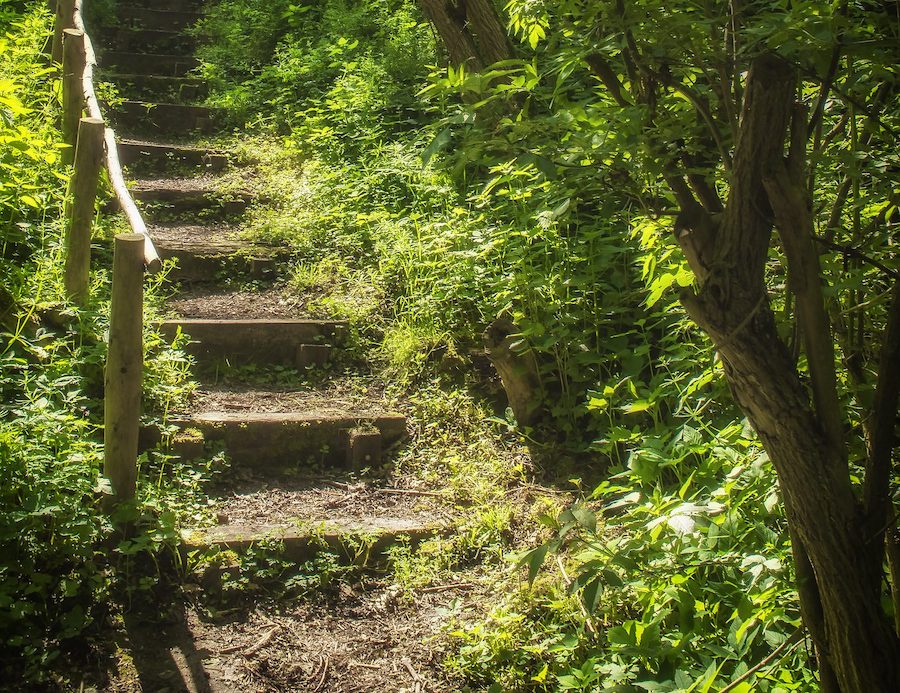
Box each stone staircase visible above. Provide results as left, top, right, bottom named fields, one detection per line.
left=96, top=0, right=438, bottom=568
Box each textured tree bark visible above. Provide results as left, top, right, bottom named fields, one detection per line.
left=417, top=0, right=510, bottom=70
left=418, top=0, right=483, bottom=70
left=462, top=0, right=512, bottom=65
left=677, top=54, right=900, bottom=691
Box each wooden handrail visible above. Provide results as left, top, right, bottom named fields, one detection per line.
left=64, top=0, right=162, bottom=273
left=55, top=0, right=163, bottom=504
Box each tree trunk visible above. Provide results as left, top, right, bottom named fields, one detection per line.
left=419, top=0, right=483, bottom=70
left=463, top=0, right=511, bottom=65
left=677, top=53, right=900, bottom=690
left=417, top=0, right=510, bottom=70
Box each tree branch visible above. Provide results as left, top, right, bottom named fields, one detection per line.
left=815, top=235, right=900, bottom=280
left=807, top=0, right=847, bottom=139
left=862, top=277, right=900, bottom=539
left=764, top=161, right=846, bottom=460
left=667, top=80, right=733, bottom=172
left=585, top=53, right=631, bottom=108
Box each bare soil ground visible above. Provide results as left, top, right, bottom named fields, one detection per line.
left=102, top=580, right=469, bottom=692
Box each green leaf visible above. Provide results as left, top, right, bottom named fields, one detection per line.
left=520, top=543, right=549, bottom=584
left=572, top=505, right=596, bottom=532
left=421, top=127, right=452, bottom=165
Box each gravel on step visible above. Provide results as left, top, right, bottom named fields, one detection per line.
left=182, top=382, right=391, bottom=416
left=133, top=173, right=220, bottom=191
left=150, top=222, right=245, bottom=248
left=211, top=473, right=444, bottom=528
left=169, top=285, right=306, bottom=320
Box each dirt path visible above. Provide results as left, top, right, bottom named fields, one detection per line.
left=88, top=1, right=546, bottom=691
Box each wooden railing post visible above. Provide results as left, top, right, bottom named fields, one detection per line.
left=64, top=116, right=105, bottom=303
left=51, top=0, right=76, bottom=64
left=104, top=233, right=145, bottom=504
left=61, top=28, right=86, bottom=165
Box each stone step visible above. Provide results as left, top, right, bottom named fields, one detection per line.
left=115, top=7, right=202, bottom=31
left=160, top=318, right=348, bottom=365
left=149, top=225, right=286, bottom=282
left=103, top=27, right=196, bottom=55
left=168, top=285, right=310, bottom=320
left=127, top=178, right=253, bottom=218
left=126, top=0, right=204, bottom=9
left=182, top=517, right=437, bottom=566
left=118, top=139, right=228, bottom=173
left=157, top=409, right=407, bottom=469
left=99, top=73, right=207, bottom=102
left=100, top=51, right=199, bottom=77
left=110, top=101, right=222, bottom=136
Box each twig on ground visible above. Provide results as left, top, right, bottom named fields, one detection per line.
left=403, top=657, right=425, bottom=692
left=311, top=654, right=330, bottom=693
left=418, top=582, right=474, bottom=593
left=349, top=660, right=382, bottom=670
left=325, top=480, right=359, bottom=492
left=242, top=625, right=279, bottom=657
left=325, top=479, right=444, bottom=498
left=506, top=483, right=568, bottom=497
left=379, top=487, right=445, bottom=498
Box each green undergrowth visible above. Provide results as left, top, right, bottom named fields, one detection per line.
left=0, top=6, right=218, bottom=686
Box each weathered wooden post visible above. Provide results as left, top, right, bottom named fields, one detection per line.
left=104, top=234, right=145, bottom=503
left=51, top=0, right=76, bottom=64
left=61, top=28, right=86, bottom=165
left=63, top=116, right=105, bottom=303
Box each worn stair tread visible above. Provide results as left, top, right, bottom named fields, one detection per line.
left=188, top=517, right=438, bottom=543
left=182, top=382, right=392, bottom=415
left=98, top=73, right=207, bottom=102
left=120, top=0, right=205, bottom=11
left=165, top=317, right=347, bottom=328
left=119, top=138, right=228, bottom=170
left=182, top=410, right=404, bottom=425
left=121, top=137, right=224, bottom=152
left=133, top=174, right=217, bottom=191
left=118, top=100, right=219, bottom=116
left=169, top=285, right=309, bottom=320
left=116, top=5, right=203, bottom=31
left=100, top=51, right=199, bottom=77
left=176, top=409, right=406, bottom=434
left=104, top=27, right=198, bottom=54
left=208, top=473, right=441, bottom=528
left=160, top=318, right=348, bottom=366
left=181, top=516, right=439, bottom=563
left=115, top=8, right=202, bottom=32
left=111, top=101, right=223, bottom=136
left=150, top=223, right=248, bottom=252
left=154, top=405, right=407, bottom=469
left=129, top=176, right=253, bottom=204
left=149, top=224, right=276, bottom=281
left=131, top=177, right=249, bottom=196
